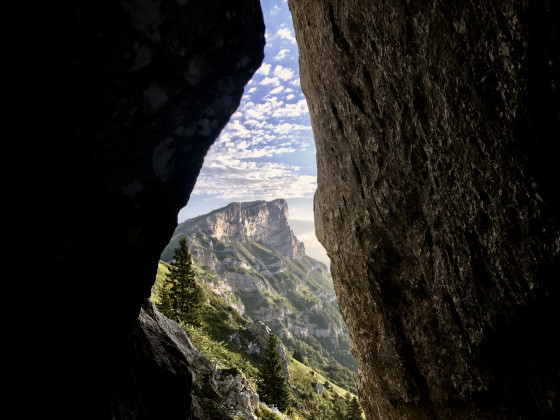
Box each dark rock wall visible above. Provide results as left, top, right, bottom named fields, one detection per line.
left=288, top=0, right=559, bottom=418
left=17, top=1, right=263, bottom=418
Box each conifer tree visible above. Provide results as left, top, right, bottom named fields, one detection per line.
left=257, top=330, right=291, bottom=412
left=345, top=396, right=363, bottom=420
left=331, top=392, right=346, bottom=420
left=167, top=237, right=203, bottom=327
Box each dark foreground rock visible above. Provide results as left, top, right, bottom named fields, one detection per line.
left=288, top=0, right=559, bottom=418
left=130, top=300, right=260, bottom=420
left=15, top=1, right=264, bottom=418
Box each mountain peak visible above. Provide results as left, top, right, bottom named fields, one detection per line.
left=177, top=199, right=305, bottom=259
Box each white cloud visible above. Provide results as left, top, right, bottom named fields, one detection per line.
left=255, top=63, right=271, bottom=76
left=260, top=76, right=280, bottom=86
left=244, top=100, right=273, bottom=120
left=193, top=152, right=317, bottom=201
left=274, top=49, right=290, bottom=61
left=272, top=99, right=309, bottom=117
left=276, top=25, right=297, bottom=44
left=271, top=122, right=311, bottom=134
left=227, top=119, right=251, bottom=138
left=244, top=118, right=266, bottom=129
left=268, top=86, right=284, bottom=95
left=286, top=94, right=295, bottom=100
left=270, top=5, right=282, bottom=15
left=248, top=87, right=257, bottom=93
left=273, top=65, right=294, bottom=81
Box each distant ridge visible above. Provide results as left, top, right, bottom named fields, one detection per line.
left=164, top=199, right=305, bottom=261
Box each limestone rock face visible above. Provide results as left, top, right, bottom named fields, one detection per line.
left=289, top=1, right=559, bottom=419
left=161, top=200, right=350, bottom=355
left=19, top=1, right=264, bottom=417
left=168, top=199, right=305, bottom=260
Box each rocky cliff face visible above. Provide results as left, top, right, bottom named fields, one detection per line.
left=289, top=1, right=559, bottom=419
left=168, top=199, right=305, bottom=260
left=161, top=200, right=351, bottom=363
left=247, top=320, right=290, bottom=380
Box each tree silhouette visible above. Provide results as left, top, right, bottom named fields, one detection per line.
left=257, top=330, right=291, bottom=412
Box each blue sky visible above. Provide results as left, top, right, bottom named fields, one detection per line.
left=178, top=0, right=329, bottom=266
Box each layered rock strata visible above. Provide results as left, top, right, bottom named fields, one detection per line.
left=167, top=199, right=305, bottom=260
left=161, top=200, right=345, bottom=346
left=289, top=1, right=559, bottom=418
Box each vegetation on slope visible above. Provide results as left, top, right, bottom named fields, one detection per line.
left=162, top=227, right=359, bottom=390
left=151, top=261, right=364, bottom=419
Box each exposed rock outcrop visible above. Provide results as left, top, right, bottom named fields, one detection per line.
left=136, top=300, right=260, bottom=420
left=247, top=320, right=291, bottom=380
left=165, top=199, right=305, bottom=261
left=289, top=1, right=559, bottom=419
left=312, top=382, right=324, bottom=396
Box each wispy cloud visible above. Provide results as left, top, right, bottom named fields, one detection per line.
left=276, top=25, right=297, bottom=44
left=270, top=5, right=282, bottom=15
left=274, top=48, right=290, bottom=61
left=193, top=153, right=317, bottom=201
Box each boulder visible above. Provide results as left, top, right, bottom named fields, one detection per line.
left=136, top=300, right=260, bottom=420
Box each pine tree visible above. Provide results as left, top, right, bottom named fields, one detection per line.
left=331, top=392, right=346, bottom=420
left=345, top=396, right=363, bottom=420
left=257, top=330, right=291, bottom=412
left=167, top=237, right=203, bottom=327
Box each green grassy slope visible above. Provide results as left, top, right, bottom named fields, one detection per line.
left=151, top=261, right=364, bottom=419
left=163, top=233, right=357, bottom=374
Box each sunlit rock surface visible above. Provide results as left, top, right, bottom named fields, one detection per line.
left=161, top=199, right=350, bottom=358
left=166, top=199, right=305, bottom=261
left=289, top=0, right=559, bottom=418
